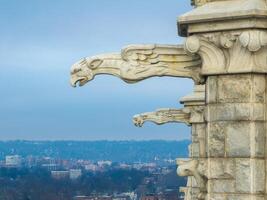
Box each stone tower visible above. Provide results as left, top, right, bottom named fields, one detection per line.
left=70, top=0, right=267, bottom=199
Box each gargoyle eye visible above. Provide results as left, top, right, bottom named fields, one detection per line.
left=73, top=68, right=82, bottom=73
left=89, top=59, right=103, bottom=69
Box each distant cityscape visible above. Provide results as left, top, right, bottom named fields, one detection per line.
left=0, top=141, right=189, bottom=200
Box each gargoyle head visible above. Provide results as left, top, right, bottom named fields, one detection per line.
left=70, top=57, right=103, bottom=87
left=176, top=159, right=197, bottom=177
left=133, top=115, right=145, bottom=127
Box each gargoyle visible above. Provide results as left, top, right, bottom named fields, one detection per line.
left=133, top=108, right=191, bottom=127
left=177, top=159, right=207, bottom=200
left=70, top=44, right=203, bottom=87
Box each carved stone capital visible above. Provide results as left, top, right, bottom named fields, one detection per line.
left=185, top=35, right=226, bottom=75
left=133, top=108, right=191, bottom=127
left=185, top=30, right=267, bottom=75
left=239, top=30, right=267, bottom=52
left=70, top=44, right=204, bottom=87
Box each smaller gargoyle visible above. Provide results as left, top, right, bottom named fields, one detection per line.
left=177, top=159, right=207, bottom=200
left=133, top=108, right=191, bottom=127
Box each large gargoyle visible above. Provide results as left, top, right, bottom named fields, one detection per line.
left=70, top=44, right=203, bottom=87
left=177, top=159, right=207, bottom=200
left=133, top=108, right=191, bottom=127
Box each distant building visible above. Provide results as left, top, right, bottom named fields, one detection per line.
left=85, top=164, right=99, bottom=172
left=141, top=195, right=158, bottom=200
left=5, top=155, right=21, bottom=167
left=97, top=160, right=112, bottom=167
left=157, top=189, right=179, bottom=200
left=41, top=163, right=60, bottom=171
left=74, top=195, right=112, bottom=200
left=51, top=171, right=69, bottom=179
left=70, top=169, right=82, bottom=180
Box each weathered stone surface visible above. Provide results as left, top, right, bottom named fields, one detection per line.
left=235, top=159, right=251, bottom=193
left=251, top=159, right=265, bottom=194
left=208, top=122, right=225, bottom=157
left=225, top=123, right=250, bottom=157
left=226, top=195, right=265, bottom=200
left=208, top=158, right=235, bottom=179
left=207, top=103, right=265, bottom=122
left=234, top=158, right=265, bottom=194
left=190, top=142, right=200, bottom=158
left=251, top=122, right=265, bottom=158
left=252, top=75, right=266, bottom=103
left=218, top=75, right=252, bottom=103
left=208, top=179, right=235, bottom=193
left=206, top=76, right=217, bottom=104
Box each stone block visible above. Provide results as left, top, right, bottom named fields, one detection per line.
left=251, top=122, right=265, bottom=158
left=233, top=159, right=265, bottom=194
left=209, top=179, right=235, bottom=193
left=251, top=159, right=265, bottom=194
left=207, top=76, right=218, bottom=104
left=226, top=195, right=264, bottom=200
left=207, top=103, right=265, bottom=122
left=218, top=75, right=252, bottom=103
left=225, top=122, right=250, bottom=157
left=209, top=158, right=235, bottom=179
left=235, top=159, right=251, bottom=193
left=208, top=122, right=225, bottom=157
left=190, top=142, right=200, bottom=158
left=208, top=194, right=226, bottom=200
left=252, top=75, right=266, bottom=103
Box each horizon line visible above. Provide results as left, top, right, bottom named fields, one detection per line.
left=0, top=139, right=190, bottom=142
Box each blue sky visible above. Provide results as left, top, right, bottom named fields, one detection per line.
left=0, top=0, right=194, bottom=140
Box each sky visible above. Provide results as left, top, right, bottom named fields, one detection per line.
left=0, top=0, right=194, bottom=140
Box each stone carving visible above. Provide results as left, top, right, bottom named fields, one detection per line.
left=185, top=30, right=267, bottom=75
left=191, top=0, right=226, bottom=7
left=239, top=30, right=267, bottom=52
left=191, top=0, right=211, bottom=6
left=70, top=44, right=204, bottom=87
left=133, top=108, right=191, bottom=127
left=185, top=35, right=226, bottom=74
left=177, top=159, right=207, bottom=200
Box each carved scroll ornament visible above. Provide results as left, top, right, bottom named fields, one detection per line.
left=185, top=30, right=267, bottom=75
left=70, top=44, right=204, bottom=87
left=133, top=108, right=191, bottom=127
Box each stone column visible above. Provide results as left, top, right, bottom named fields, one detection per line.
left=132, top=85, right=206, bottom=199
left=179, top=1, right=267, bottom=199
left=179, top=85, right=207, bottom=200
left=205, top=74, right=266, bottom=200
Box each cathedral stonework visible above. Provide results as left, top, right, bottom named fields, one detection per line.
left=71, top=0, right=267, bottom=199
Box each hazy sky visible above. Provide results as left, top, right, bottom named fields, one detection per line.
left=0, top=0, right=194, bottom=140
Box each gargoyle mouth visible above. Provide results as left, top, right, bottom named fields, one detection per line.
left=133, top=116, right=144, bottom=127
left=70, top=76, right=88, bottom=87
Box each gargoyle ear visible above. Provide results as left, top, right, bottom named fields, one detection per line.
left=89, top=59, right=103, bottom=69
left=176, top=159, right=184, bottom=165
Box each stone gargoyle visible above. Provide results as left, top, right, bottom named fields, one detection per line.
left=177, top=159, right=207, bottom=200
left=70, top=44, right=203, bottom=87
left=133, top=108, right=191, bottom=127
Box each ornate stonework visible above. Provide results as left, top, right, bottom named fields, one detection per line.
left=133, top=108, right=191, bottom=127
left=71, top=0, right=267, bottom=199
left=177, top=159, right=207, bottom=200
left=70, top=44, right=203, bottom=87
left=185, top=30, right=267, bottom=75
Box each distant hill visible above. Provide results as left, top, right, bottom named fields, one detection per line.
left=0, top=140, right=190, bottom=163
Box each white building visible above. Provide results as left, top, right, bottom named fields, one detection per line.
left=69, top=169, right=82, bottom=180
left=5, top=155, right=22, bottom=167
left=51, top=171, right=69, bottom=179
